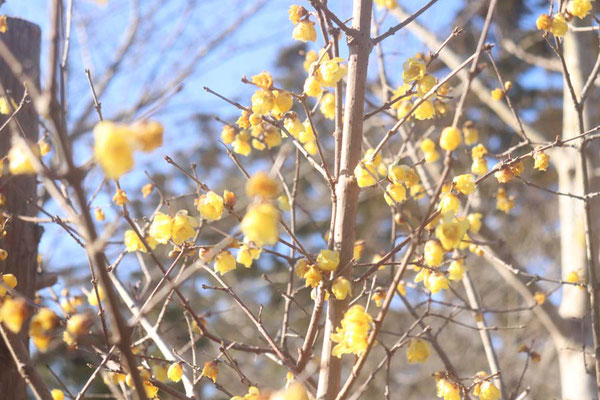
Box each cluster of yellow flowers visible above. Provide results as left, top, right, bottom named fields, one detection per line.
left=303, top=49, right=347, bottom=100
left=392, top=55, right=450, bottom=121
left=537, top=0, right=592, bottom=37
left=331, top=304, right=373, bottom=357
left=289, top=5, right=316, bottom=42
left=222, top=70, right=314, bottom=157
left=94, top=120, right=163, bottom=179
left=295, top=249, right=344, bottom=294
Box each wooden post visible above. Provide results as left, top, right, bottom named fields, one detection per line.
left=0, top=17, right=41, bottom=400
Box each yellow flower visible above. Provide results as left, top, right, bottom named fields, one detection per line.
left=551, top=13, right=568, bottom=36
left=197, top=191, right=224, bottom=221
left=251, top=90, right=274, bottom=116
left=453, top=174, right=476, bottom=195
left=131, top=120, right=163, bottom=152
left=112, top=188, right=128, bottom=205
left=66, top=314, right=91, bottom=337
left=236, top=244, right=261, bottom=268
left=295, top=259, right=310, bottom=278
left=0, top=273, right=17, bottom=296
left=402, top=57, right=426, bottom=83
left=320, top=58, right=346, bottom=87
left=510, top=160, right=525, bottom=176
left=391, top=84, right=411, bottom=108
left=303, top=50, right=318, bottom=72
left=491, top=88, right=504, bottom=101
left=0, top=96, right=16, bottom=114
left=414, top=100, right=435, bottom=120
left=303, top=75, right=322, bottom=97
left=448, top=259, right=464, bottom=281
left=320, top=92, right=336, bottom=120
left=92, top=121, right=135, bottom=179
left=236, top=111, right=251, bottom=129
left=407, top=338, right=429, bottom=363
left=331, top=277, right=351, bottom=300
left=292, top=20, right=317, bottom=42
left=534, top=151, right=549, bottom=171
left=397, top=101, right=413, bottom=120
left=566, top=270, right=580, bottom=284
left=463, top=120, right=479, bottom=145
left=496, top=188, right=515, bottom=214
left=288, top=5, right=307, bottom=24
left=221, top=125, right=237, bottom=144
left=354, top=164, right=377, bottom=187
left=438, top=193, right=460, bottom=214
left=247, top=172, right=279, bottom=199
left=214, top=250, right=236, bottom=275
left=304, top=266, right=322, bottom=287
left=471, top=157, right=488, bottom=176
left=384, top=183, right=407, bottom=206
left=201, top=360, right=218, bottom=383
left=331, top=305, right=372, bottom=357
left=272, top=90, right=293, bottom=117
left=167, top=362, right=183, bottom=382
left=241, top=203, right=280, bottom=246
left=436, top=213, right=470, bottom=250
left=388, top=164, right=419, bottom=187
left=569, top=0, right=592, bottom=19
left=87, top=286, right=105, bottom=306
left=0, top=298, right=28, bottom=334
left=317, top=249, right=340, bottom=272
left=172, top=210, right=198, bottom=244
left=124, top=229, right=150, bottom=253
left=149, top=212, right=173, bottom=244
left=233, top=131, right=252, bottom=156
left=436, top=378, right=460, bottom=400
left=304, top=140, right=318, bottom=155
left=420, top=138, right=440, bottom=163
left=424, top=240, right=444, bottom=267
left=51, top=389, right=65, bottom=400
left=439, top=126, right=461, bottom=151
left=29, top=308, right=58, bottom=338
left=475, top=381, right=501, bottom=400
left=536, top=14, right=553, bottom=30
left=8, top=140, right=37, bottom=175
left=251, top=71, right=273, bottom=90
left=472, top=144, right=488, bottom=159
left=417, top=74, right=437, bottom=98
left=374, top=0, right=398, bottom=9
left=534, top=291, right=546, bottom=305
left=467, top=213, right=483, bottom=233
left=284, top=113, right=305, bottom=138
left=141, top=183, right=154, bottom=198
left=372, top=291, right=384, bottom=307
left=143, top=381, right=159, bottom=398
left=0, top=249, right=7, bottom=262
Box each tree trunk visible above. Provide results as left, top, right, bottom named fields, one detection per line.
left=0, top=17, right=41, bottom=400
left=557, top=20, right=598, bottom=400
left=317, top=1, right=372, bottom=399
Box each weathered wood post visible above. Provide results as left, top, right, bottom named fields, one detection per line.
left=0, top=17, right=42, bottom=400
